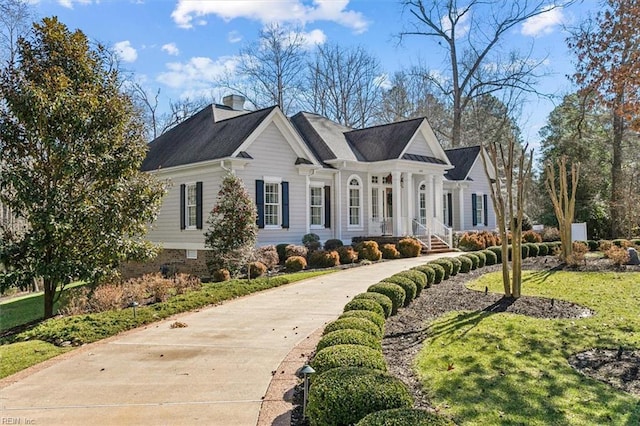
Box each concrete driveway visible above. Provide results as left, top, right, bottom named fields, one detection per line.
left=0, top=254, right=458, bottom=426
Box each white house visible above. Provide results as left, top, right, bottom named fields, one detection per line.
left=123, top=95, right=496, bottom=277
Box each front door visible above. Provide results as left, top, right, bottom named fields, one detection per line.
left=382, top=187, right=393, bottom=235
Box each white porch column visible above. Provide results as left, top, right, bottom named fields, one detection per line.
left=458, top=184, right=465, bottom=231
left=405, top=172, right=413, bottom=235
left=335, top=170, right=342, bottom=240
left=434, top=175, right=443, bottom=223
left=392, top=171, right=402, bottom=236
left=305, top=175, right=310, bottom=234
left=427, top=174, right=434, bottom=229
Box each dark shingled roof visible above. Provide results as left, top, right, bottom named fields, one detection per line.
left=444, top=145, right=481, bottom=180
left=141, top=105, right=276, bottom=171
left=402, top=153, right=447, bottom=164
left=344, top=118, right=424, bottom=161
left=289, top=112, right=338, bottom=163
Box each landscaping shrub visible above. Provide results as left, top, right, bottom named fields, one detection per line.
left=397, top=238, right=421, bottom=257
left=463, top=253, right=479, bottom=269
left=285, top=244, right=308, bottom=260
left=604, top=245, right=630, bottom=266
left=367, top=283, right=405, bottom=315
left=353, top=293, right=393, bottom=318
left=316, top=329, right=382, bottom=352
left=302, top=233, right=320, bottom=245
left=428, top=263, right=445, bottom=283
left=458, top=232, right=485, bottom=251
left=612, top=238, right=630, bottom=248
left=482, top=249, right=497, bottom=266
left=526, top=243, right=539, bottom=258
left=357, top=241, right=382, bottom=261
left=457, top=255, right=473, bottom=273
left=546, top=241, right=562, bottom=255
left=339, top=310, right=386, bottom=332
left=248, top=261, right=267, bottom=278
left=306, top=367, right=412, bottom=426
left=324, top=238, right=343, bottom=251
left=356, top=408, right=455, bottom=426
left=323, top=317, right=383, bottom=339
left=542, top=226, right=561, bottom=242
left=145, top=274, right=173, bottom=303
left=431, top=258, right=453, bottom=279
left=255, top=245, right=279, bottom=269
left=394, top=270, right=427, bottom=296
left=599, top=240, right=613, bottom=252
left=305, top=241, right=321, bottom=252
left=522, top=230, right=542, bottom=243
left=412, top=265, right=435, bottom=287
left=381, top=277, right=416, bottom=306
left=475, top=251, right=486, bottom=267
left=381, top=243, right=400, bottom=259
left=587, top=240, right=599, bottom=252
left=631, top=239, right=640, bottom=247
left=310, top=344, right=387, bottom=374
left=449, top=257, right=461, bottom=275
left=285, top=256, right=307, bottom=272
left=343, top=298, right=385, bottom=318
left=212, top=268, right=230, bottom=282
left=337, top=245, right=359, bottom=264
left=275, top=243, right=289, bottom=263
left=520, top=244, right=529, bottom=260
left=308, top=250, right=340, bottom=269
left=566, top=241, right=588, bottom=266
left=537, top=243, right=549, bottom=256
left=487, top=245, right=502, bottom=263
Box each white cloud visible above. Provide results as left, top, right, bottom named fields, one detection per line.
left=299, top=29, right=326, bottom=49
left=521, top=7, right=564, bottom=37
left=162, top=42, right=180, bottom=56
left=157, top=56, right=239, bottom=90
left=228, top=30, right=243, bottom=43
left=113, top=40, right=138, bottom=63
left=57, top=0, right=92, bottom=8
left=171, top=0, right=369, bottom=34
left=440, top=8, right=470, bottom=39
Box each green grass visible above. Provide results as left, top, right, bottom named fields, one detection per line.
left=0, top=270, right=333, bottom=378
left=0, top=282, right=86, bottom=332
left=415, top=270, right=640, bottom=426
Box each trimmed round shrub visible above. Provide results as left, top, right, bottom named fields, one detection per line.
left=537, top=242, right=549, bottom=256
left=397, top=237, right=422, bottom=257
left=545, top=241, right=561, bottom=255
left=521, top=244, right=530, bottom=259
left=586, top=240, right=599, bottom=252
left=337, top=245, right=359, bottom=264
left=285, top=255, right=307, bottom=272
left=357, top=241, right=383, bottom=261
left=317, top=329, right=382, bottom=352
left=339, top=310, right=385, bottom=332
left=381, top=277, right=416, bottom=306
left=357, top=408, right=455, bottom=426
left=307, top=367, right=413, bottom=426
left=428, top=263, right=445, bottom=283
left=432, top=258, right=453, bottom=279
left=487, top=245, right=502, bottom=263
left=255, top=245, right=279, bottom=270
left=482, top=249, right=497, bottom=266
left=381, top=243, right=400, bottom=259
left=457, top=255, right=472, bottom=273
left=324, top=238, right=343, bottom=251
left=612, top=239, right=629, bottom=248
left=308, top=250, right=340, bottom=268
left=311, top=344, right=387, bottom=374
left=412, top=265, right=435, bottom=287
left=302, top=232, right=320, bottom=245
left=343, top=298, right=385, bottom=318
left=475, top=251, right=486, bottom=268
left=631, top=239, right=640, bottom=247
left=449, top=257, right=461, bottom=275
left=463, top=253, right=479, bottom=269
left=353, top=292, right=393, bottom=318
left=394, top=270, right=427, bottom=296
left=323, top=317, right=383, bottom=338
left=248, top=261, right=267, bottom=278
left=367, top=282, right=405, bottom=315
left=526, top=242, right=539, bottom=257
left=275, top=243, right=289, bottom=263
left=285, top=244, right=308, bottom=259
left=212, top=268, right=230, bottom=282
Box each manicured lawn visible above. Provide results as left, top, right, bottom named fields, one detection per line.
left=0, top=270, right=333, bottom=379
left=415, top=270, right=640, bottom=425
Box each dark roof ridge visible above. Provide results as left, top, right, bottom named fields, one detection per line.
left=345, top=116, right=424, bottom=135
left=213, top=105, right=278, bottom=123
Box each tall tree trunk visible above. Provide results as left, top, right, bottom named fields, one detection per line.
left=610, top=107, right=624, bottom=238
left=43, top=277, right=55, bottom=319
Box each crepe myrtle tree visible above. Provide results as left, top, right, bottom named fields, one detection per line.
left=0, top=17, right=166, bottom=318
left=204, top=172, right=258, bottom=277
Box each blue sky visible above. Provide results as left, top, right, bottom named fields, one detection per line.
left=31, top=0, right=598, bottom=148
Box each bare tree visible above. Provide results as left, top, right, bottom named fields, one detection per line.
left=219, top=22, right=308, bottom=114
left=0, top=0, right=33, bottom=68
left=545, top=156, right=580, bottom=262
left=399, top=0, right=574, bottom=147
left=308, top=43, right=384, bottom=128
left=128, top=82, right=161, bottom=140
left=159, top=97, right=209, bottom=134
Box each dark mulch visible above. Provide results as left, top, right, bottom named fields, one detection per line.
left=569, top=349, right=640, bottom=396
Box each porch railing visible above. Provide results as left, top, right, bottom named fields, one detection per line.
left=412, top=218, right=453, bottom=250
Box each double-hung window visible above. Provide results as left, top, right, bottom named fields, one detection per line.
left=348, top=176, right=362, bottom=227
left=186, top=184, right=198, bottom=229
left=310, top=186, right=323, bottom=227
left=180, top=182, right=202, bottom=230
left=256, top=178, right=289, bottom=229
left=264, top=182, right=280, bottom=227
left=472, top=193, right=488, bottom=226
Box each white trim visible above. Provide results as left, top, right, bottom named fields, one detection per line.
left=186, top=249, right=198, bottom=259
left=309, top=183, right=324, bottom=228
left=185, top=182, right=198, bottom=230
left=347, top=174, right=363, bottom=229
left=263, top=176, right=282, bottom=183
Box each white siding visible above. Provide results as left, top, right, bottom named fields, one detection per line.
left=463, top=160, right=496, bottom=231
left=404, top=132, right=436, bottom=158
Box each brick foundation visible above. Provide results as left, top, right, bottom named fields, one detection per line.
left=120, top=249, right=210, bottom=280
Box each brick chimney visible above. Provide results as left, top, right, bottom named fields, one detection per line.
left=222, top=94, right=245, bottom=111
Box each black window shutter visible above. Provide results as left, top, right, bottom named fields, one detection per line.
left=180, top=184, right=186, bottom=230
left=256, top=180, right=265, bottom=229
left=324, top=185, right=331, bottom=228
left=196, top=181, right=203, bottom=229
left=483, top=194, right=488, bottom=226
left=447, top=193, right=453, bottom=227
left=472, top=193, right=478, bottom=226
left=282, top=181, right=289, bottom=228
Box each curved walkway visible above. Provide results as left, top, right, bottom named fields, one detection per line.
left=0, top=253, right=459, bottom=426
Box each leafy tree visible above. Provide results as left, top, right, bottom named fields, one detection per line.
left=568, top=0, right=640, bottom=237
left=204, top=173, right=257, bottom=276
left=0, top=17, right=166, bottom=318
left=399, top=0, right=575, bottom=147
